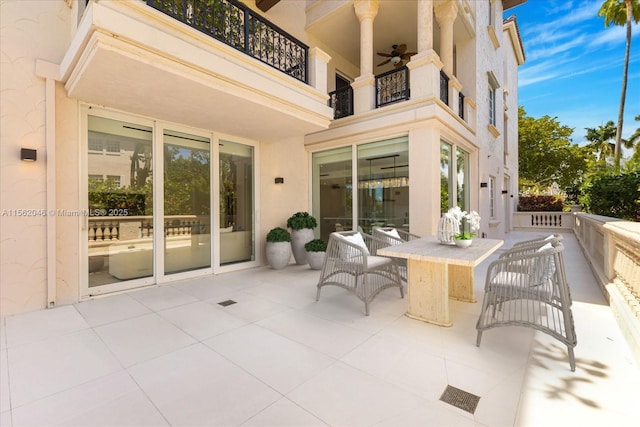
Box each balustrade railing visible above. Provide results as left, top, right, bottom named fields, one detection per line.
left=512, top=212, right=574, bottom=230
left=439, top=70, right=449, bottom=106
left=328, top=86, right=354, bottom=119
left=573, top=212, right=640, bottom=366
left=147, top=0, right=308, bottom=83
left=375, top=66, right=409, bottom=108
left=88, top=215, right=210, bottom=243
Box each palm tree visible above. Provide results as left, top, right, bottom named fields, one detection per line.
left=627, top=115, right=640, bottom=163
left=585, top=121, right=617, bottom=162
left=598, top=0, right=640, bottom=170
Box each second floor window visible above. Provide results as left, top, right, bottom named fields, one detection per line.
left=488, top=87, right=496, bottom=126
left=489, top=176, right=496, bottom=219
left=487, top=71, right=500, bottom=128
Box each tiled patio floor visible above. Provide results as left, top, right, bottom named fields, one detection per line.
left=1, top=232, right=639, bottom=426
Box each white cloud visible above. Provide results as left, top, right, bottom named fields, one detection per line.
left=588, top=24, right=640, bottom=48
left=526, top=35, right=588, bottom=61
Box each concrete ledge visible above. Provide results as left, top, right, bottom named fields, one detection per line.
left=608, top=281, right=640, bottom=367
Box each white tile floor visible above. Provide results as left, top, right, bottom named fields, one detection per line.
left=1, top=232, right=639, bottom=426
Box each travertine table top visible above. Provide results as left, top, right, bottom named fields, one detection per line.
left=378, top=236, right=503, bottom=267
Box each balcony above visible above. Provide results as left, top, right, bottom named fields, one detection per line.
left=59, top=0, right=332, bottom=141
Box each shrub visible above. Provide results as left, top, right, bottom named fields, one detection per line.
left=579, top=171, right=640, bottom=221
left=517, top=195, right=564, bottom=212
left=266, top=227, right=291, bottom=243
left=286, top=212, right=318, bottom=230
left=304, top=239, right=327, bottom=252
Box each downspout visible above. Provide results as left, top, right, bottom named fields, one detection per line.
left=36, top=60, right=60, bottom=309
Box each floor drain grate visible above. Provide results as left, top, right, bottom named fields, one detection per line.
left=439, top=385, right=480, bottom=414
left=217, top=300, right=237, bottom=307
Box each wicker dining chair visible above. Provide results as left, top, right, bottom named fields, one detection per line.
left=512, top=233, right=563, bottom=248
left=497, top=235, right=572, bottom=304
left=476, top=240, right=577, bottom=371
left=372, top=227, right=421, bottom=281
left=315, top=231, right=404, bottom=316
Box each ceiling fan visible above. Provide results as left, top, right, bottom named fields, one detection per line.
left=376, top=44, right=417, bottom=68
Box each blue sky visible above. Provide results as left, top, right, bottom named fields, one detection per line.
left=505, top=0, right=639, bottom=145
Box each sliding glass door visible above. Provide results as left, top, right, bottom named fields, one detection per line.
left=219, top=140, right=255, bottom=265
left=312, top=147, right=353, bottom=242
left=440, top=141, right=469, bottom=212
left=163, top=130, right=211, bottom=274
left=87, top=115, right=154, bottom=288
left=357, top=137, right=409, bottom=233
left=85, top=110, right=257, bottom=295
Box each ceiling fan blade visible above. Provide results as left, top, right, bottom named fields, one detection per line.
left=394, top=61, right=404, bottom=68
left=394, top=44, right=407, bottom=55
left=377, top=58, right=391, bottom=66
left=377, top=52, right=393, bottom=57
left=401, top=52, right=417, bottom=60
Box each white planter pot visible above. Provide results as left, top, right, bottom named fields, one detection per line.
left=266, top=241, right=291, bottom=269
left=291, top=228, right=314, bottom=265
left=455, top=239, right=472, bottom=248
left=307, top=251, right=326, bottom=270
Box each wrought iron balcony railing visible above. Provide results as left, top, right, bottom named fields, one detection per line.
left=439, top=70, right=449, bottom=106
left=458, top=91, right=465, bottom=120
left=147, top=0, right=308, bottom=83
left=376, top=66, right=410, bottom=108
left=328, top=86, right=354, bottom=119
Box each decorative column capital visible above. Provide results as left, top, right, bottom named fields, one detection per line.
left=309, top=47, right=332, bottom=64
left=434, top=1, right=458, bottom=26
left=354, top=0, right=379, bottom=22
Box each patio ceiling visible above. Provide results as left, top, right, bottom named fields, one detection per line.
left=305, top=0, right=478, bottom=77
left=60, top=1, right=332, bottom=142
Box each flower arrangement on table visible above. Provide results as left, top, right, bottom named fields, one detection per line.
left=447, top=206, right=481, bottom=240
left=438, top=207, right=481, bottom=244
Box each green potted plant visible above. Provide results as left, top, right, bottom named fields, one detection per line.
left=265, top=227, right=291, bottom=269
left=286, top=211, right=318, bottom=265
left=304, top=238, right=327, bottom=270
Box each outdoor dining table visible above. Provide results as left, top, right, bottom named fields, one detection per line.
left=378, top=236, right=503, bottom=327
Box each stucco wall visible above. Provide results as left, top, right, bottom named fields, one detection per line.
left=474, top=0, right=507, bottom=238
left=259, top=135, right=310, bottom=261
left=1, top=0, right=72, bottom=316
left=503, top=21, right=521, bottom=231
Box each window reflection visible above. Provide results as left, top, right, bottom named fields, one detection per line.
left=87, top=116, right=153, bottom=287
left=164, top=130, right=211, bottom=274
left=312, top=147, right=353, bottom=242
left=441, top=141, right=469, bottom=212
left=219, top=141, right=254, bottom=264
left=357, top=138, right=409, bottom=234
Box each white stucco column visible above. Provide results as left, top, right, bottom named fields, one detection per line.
left=434, top=1, right=458, bottom=78
left=352, top=0, right=379, bottom=114
left=309, top=47, right=332, bottom=95
left=417, top=0, right=434, bottom=53
left=407, top=0, right=441, bottom=100
left=35, top=59, right=60, bottom=309
left=408, top=127, right=442, bottom=237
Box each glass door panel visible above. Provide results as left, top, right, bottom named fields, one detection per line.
left=456, top=147, right=469, bottom=211
left=219, top=140, right=254, bottom=265
left=87, top=116, right=153, bottom=287
left=357, top=137, right=409, bottom=234
left=164, top=130, right=211, bottom=274
left=312, top=147, right=353, bottom=241
left=441, top=141, right=452, bottom=212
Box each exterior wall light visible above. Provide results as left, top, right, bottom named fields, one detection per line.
left=275, top=177, right=284, bottom=184
left=480, top=182, right=488, bottom=188
left=21, top=148, right=37, bottom=161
